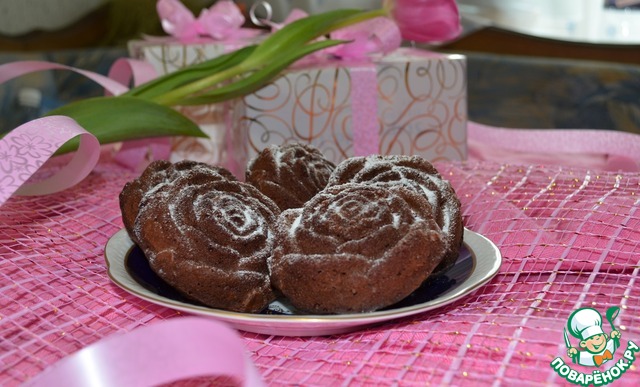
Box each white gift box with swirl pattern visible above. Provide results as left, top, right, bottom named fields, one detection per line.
left=128, top=36, right=263, bottom=176
left=235, top=48, right=467, bottom=165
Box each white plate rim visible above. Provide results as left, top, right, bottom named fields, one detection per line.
left=104, top=228, right=501, bottom=335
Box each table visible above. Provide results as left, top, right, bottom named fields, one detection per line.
left=2, top=130, right=640, bottom=386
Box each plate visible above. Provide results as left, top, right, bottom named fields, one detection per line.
left=104, top=228, right=501, bottom=336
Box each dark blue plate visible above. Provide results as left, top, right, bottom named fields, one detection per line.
left=125, top=243, right=474, bottom=315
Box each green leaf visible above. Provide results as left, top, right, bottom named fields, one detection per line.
left=151, top=9, right=386, bottom=106
left=125, top=45, right=257, bottom=100
left=47, top=96, right=207, bottom=154
left=242, top=8, right=386, bottom=68
left=177, top=39, right=347, bottom=105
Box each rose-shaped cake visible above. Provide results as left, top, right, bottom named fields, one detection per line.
left=119, top=159, right=237, bottom=245
left=327, top=155, right=463, bottom=273
left=269, top=183, right=446, bottom=314
left=245, top=143, right=336, bottom=211
left=132, top=173, right=280, bottom=313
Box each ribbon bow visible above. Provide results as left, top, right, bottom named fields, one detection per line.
left=157, top=0, right=259, bottom=42
left=593, top=349, right=613, bottom=366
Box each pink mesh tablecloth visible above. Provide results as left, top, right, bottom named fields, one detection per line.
left=2, top=155, right=640, bottom=386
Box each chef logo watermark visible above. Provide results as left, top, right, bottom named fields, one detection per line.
left=550, top=306, right=638, bottom=386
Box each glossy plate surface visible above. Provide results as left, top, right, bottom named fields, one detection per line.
left=104, top=228, right=501, bottom=336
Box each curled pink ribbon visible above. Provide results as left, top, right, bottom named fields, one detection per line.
left=0, top=116, right=100, bottom=205
left=0, top=58, right=168, bottom=206
left=0, top=61, right=125, bottom=207
left=24, top=317, right=265, bottom=387
left=157, top=0, right=260, bottom=42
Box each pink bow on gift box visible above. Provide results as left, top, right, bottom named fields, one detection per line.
left=157, top=0, right=260, bottom=42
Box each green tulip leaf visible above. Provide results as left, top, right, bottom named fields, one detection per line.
left=47, top=96, right=207, bottom=154
left=1, top=9, right=390, bottom=156
left=243, top=8, right=385, bottom=68
left=153, top=9, right=385, bottom=106
left=126, top=45, right=257, bottom=100
left=177, top=39, right=347, bottom=105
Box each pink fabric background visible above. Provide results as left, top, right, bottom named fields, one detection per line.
left=2, top=125, right=640, bottom=385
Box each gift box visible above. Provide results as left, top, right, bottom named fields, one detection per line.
left=235, top=47, right=467, bottom=166
left=128, top=38, right=263, bottom=75
left=128, top=36, right=263, bottom=176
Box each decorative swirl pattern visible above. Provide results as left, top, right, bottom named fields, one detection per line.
left=121, top=162, right=279, bottom=313
left=245, top=143, right=336, bottom=210
left=240, top=48, right=467, bottom=164
left=377, top=52, right=467, bottom=162
left=269, top=183, right=446, bottom=314
left=327, top=155, right=463, bottom=273
left=119, top=160, right=236, bottom=245
left=242, top=65, right=354, bottom=163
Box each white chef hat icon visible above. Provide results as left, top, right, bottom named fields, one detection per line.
left=568, top=308, right=605, bottom=341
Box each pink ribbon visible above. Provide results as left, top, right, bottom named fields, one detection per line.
left=350, top=66, right=380, bottom=156
left=107, top=58, right=172, bottom=171
left=0, top=61, right=129, bottom=96
left=157, top=0, right=260, bottom=42
left=468, top=122, right=640, bottom=172
left=328, top=17, right=401, bottom=157
left=107, top=57, right=159, bottom=93
left=0, top=58, right=168, bottom=206
left=24, top=317, right=265, bottom=387
left=0, top=116, right=100, bottom=205
left=0, top=61, right=126, bottom=207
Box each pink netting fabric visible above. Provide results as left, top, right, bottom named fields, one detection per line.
left=2, top=155, right=640, bottom=386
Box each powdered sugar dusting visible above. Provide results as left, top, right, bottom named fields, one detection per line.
left=272, top=146, right=285, bottom=169
left=122, top=159, right=282, bottom=312
left=327, top=155, right=462, bottom=263
left=420, top=173, right=457, bottom=236
left=392, top=213, right=400, bottom=228
left=289, top=213, right=303, bottom=236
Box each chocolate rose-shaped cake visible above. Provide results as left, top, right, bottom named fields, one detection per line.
left=269, top=183, right=446, bottom=314
left=327, top=155, right=463, bottom=273
left=119, top=160, right=237, bottom=245
left=132, top=172, right=280, bottom=313
left=246, top=143, right=336, bottom=211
